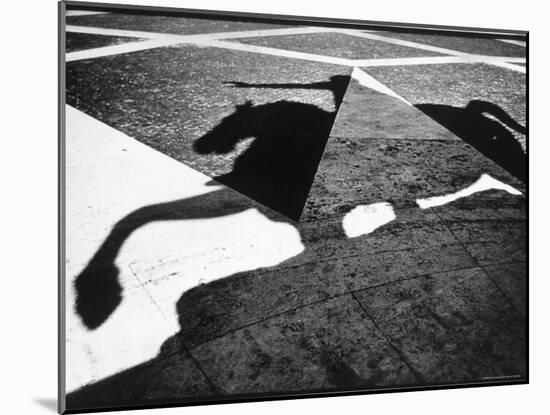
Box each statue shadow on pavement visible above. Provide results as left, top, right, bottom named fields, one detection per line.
left=69, top=79, right=526, bottom=407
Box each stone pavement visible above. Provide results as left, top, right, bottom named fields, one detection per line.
left=63, top=8, right=527, bottom=412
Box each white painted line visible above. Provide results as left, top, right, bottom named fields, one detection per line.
left=353, top=55, right=526, bottom=72
left=195, top=39, right=354, bottom=66
left=65, top=105, right=304, bottom=391
left=497, top=38, right=526, bottom=47
left=66, top=11, right=110, bottom=17
left=66, top=25, right=333, bottom=41
left=66, top=38, right=184, bottom=62
left=487, top=60, right=526, bottom=74
left=342, top=202, right=396, bottom=238
left=354, top=55, right=473, bottom=67
left=198, top=26, right=335, bottom=40
left=351, top=67, right=411, bottom=105
left=416, top=173, right=522, bottom=209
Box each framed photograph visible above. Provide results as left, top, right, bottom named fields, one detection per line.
left=59, top=1, right=528, bottom=413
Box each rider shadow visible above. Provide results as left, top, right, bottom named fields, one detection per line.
left=416, top=100, right=527, bottom=183
left=74, top=74, right=351, bottom=331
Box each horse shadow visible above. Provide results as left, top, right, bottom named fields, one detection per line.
left=68, top=75, right=526, bottom=407
left=74, top=75, right=351, bottom=331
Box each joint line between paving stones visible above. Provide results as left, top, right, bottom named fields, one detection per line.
left=350, top=291, right=426, bottom=382
left=427, top=207, right=525, bottom=316
left=218, top=241, right=470, bottom=281
left=208, top=236, right=524, bottom=283
left=186, top=262, right=511, bottom=351
left=127, top=264, right=221, bottom=393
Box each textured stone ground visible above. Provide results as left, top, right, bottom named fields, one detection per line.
left=64, top=8, right=527, bottom=412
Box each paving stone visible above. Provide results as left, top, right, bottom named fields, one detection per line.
left=159, top=204, right=474, bottom=348
left=300, top=208, right=459, bottom=255
left=191, top=295, right=417, bottom=394
left=170, top=239, right=472, bottom=349
left=236, top=32, right=445, bottom=60
left=354, top=267, right=526, bottom=383
left=483, top=262, right=527, bottom=314
left=313, top=244, right=475, bottom=296
left=66, top=348, right=215, bottom=411
left=173, top=257, right=329, bottom=347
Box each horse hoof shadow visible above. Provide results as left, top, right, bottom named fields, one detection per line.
left=74, top=262, right=123, bottom=330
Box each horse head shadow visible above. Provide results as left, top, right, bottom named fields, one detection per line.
left=74, top=75, right=351, bottom=330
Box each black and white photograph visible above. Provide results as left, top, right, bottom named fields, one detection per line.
left=59, top=1, right=527, bottom=413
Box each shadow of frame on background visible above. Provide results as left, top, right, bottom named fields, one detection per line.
left=59, top=1, right=528, bottom=413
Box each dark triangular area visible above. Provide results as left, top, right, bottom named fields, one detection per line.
left=193, top=69, right=353, bottom=221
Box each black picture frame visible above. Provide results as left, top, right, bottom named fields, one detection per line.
left=59, top=1, right=528, bottom=413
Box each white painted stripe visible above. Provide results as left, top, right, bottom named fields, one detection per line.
left=66, top=11, right=110, bottom=17
left=66, top=24, right=177, bottom=39
left=195, top=39, right=353, bottom=66
left=351, top=67, right=411, bottom=105
left=197, top=26, right=334, bottom=40
left=488, top=60, right=526, bottom=74
left=497, top=38, right=527, bottom=47
left=66, top=38, right=184, bottom=62
left=354, top=55, right=467, bottom=67
left=416, top=173, right=522, bottom=209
